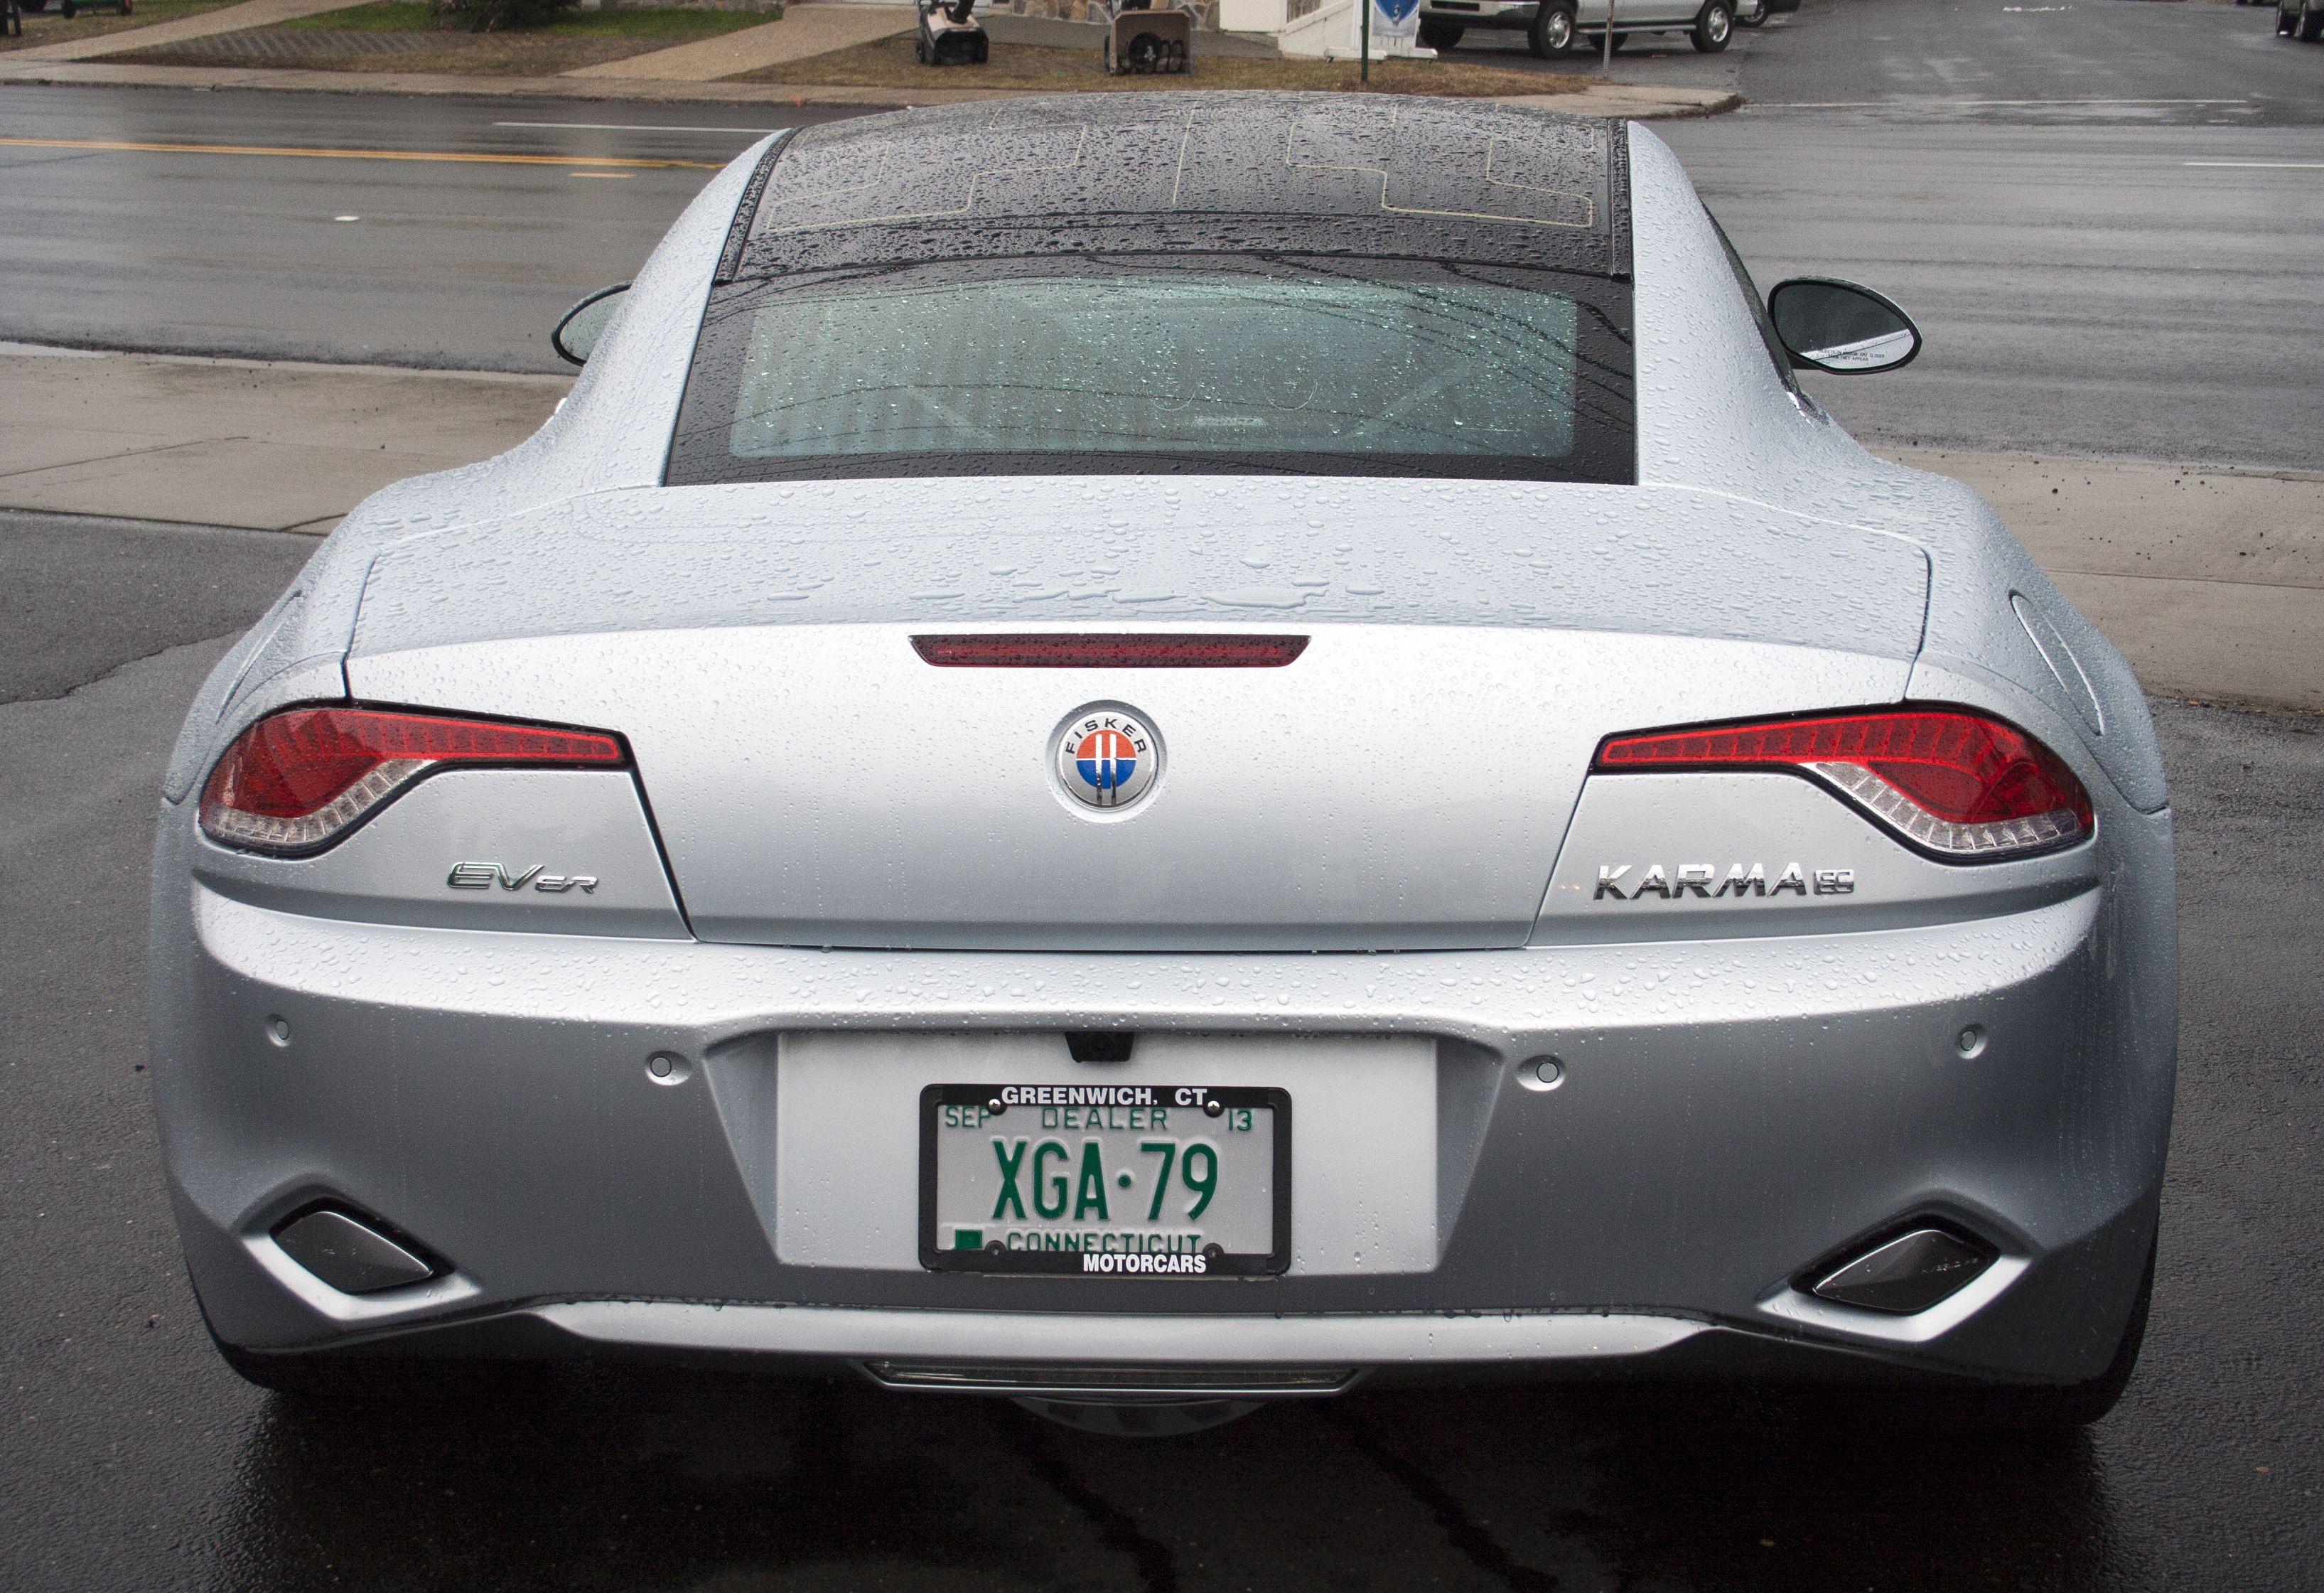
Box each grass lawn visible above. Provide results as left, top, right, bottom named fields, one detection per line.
left=738, top=36, right=1588, bottom=95
left=111, top=0, right=780, bottom=73
left=1, top=0, right=241, bottom=54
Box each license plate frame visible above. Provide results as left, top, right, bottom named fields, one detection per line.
left=918, top=1083, right=1291, bottom=1277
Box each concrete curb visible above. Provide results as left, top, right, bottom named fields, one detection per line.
left=0, top=55, right=1741, bottom=115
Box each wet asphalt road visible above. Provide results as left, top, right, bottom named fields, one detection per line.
left=4, top=504, right=2322, bottom=1590
left=0, top=93, right=850, bottom=372
left=1684, top=0, right=2324, bottom=470
left=1, top=0, right=2323, bottom=466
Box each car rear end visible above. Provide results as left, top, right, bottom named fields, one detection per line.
left=149, top=99, right=2173, bottom=1416
left=154, top=525, right=2170, bottom=1406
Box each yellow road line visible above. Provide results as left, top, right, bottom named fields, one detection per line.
left=0, top=136, right=721, bottom=170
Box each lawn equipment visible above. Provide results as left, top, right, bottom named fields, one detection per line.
left=915, top=0, right=989, bottom=65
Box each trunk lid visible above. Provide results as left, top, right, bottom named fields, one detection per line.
left=346, top=480, right=1927, bottom=950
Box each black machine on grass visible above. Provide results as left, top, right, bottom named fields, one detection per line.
left=1106, top=0, right=1191, bottom=73
left=915, top=0, right=989, bottom=64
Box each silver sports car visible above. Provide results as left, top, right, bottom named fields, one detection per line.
left=151, top=95, right=2174, bottom=1433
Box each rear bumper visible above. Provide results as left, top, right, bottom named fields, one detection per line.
left=424, top=1302, right=1710, bottom=1396
left=153, top=808, right=2174, bottom=1390
left=211, top=1287, right=2148, bottom=1401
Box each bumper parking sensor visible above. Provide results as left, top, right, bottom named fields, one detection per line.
left=1809, top=1226, right=1996, bottom=1315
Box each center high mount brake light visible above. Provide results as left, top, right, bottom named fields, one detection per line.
left=199, top=707, right=627, bottom=857
left=1593, top=708, right=2093, bottom=861
left=913, top=634, right=1308, bottom=668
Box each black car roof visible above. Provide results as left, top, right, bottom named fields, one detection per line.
left=731, top=92, right=1628, bottom=279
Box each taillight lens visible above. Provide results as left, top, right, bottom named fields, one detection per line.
left=198, top=707, right=626, bottom=856
left=1593, top=708, right=2093, bottom=861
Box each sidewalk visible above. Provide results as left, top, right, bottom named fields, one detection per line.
left=562, top=1, right=910, bottom=82
left=7, top=0, right=373, bottom=62
left=1888, top=448, right=2323, bottom=717
left=6, top=345, right=2306, bottom=709
left=0, top=53, right=1741, bottom=114
left=0, top=343, right=569, bottom=534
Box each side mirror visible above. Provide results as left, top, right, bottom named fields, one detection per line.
left=1767, top=278, right=1922, bottom=375
left=551, top=283, right=630, bottom=367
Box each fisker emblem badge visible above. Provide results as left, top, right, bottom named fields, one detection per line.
left=1053, top=705, right=1161, bottom=812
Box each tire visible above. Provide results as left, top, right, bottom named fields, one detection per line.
left=1736, top=6, right=1765, bottom=24
left=1417, top=16, right=1464, bottom=48
left=2279, top=3, right=2295, bottom=32
left=1690, top=0, right=1731, bottom=50
left=2301, top=2, right=2324, bottom=40
left=1527, top=0, right=1574, bottom=55
left=59, top=1, right=77, bottom=16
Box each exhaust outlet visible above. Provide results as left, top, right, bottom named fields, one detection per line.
left=1808, top=1225, right=1995, bottom=1316
left=272, top=1207, right=440, bottom=1296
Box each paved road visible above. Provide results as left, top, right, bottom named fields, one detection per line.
left=4, top=503, right=2322, bottom=1591
left=0, top=92, right=853, bottom=370
left=1744, top=0, right=2324, bottom=126
left=1, top=0, right=2321, bottom=466
left=1661, top=0, right=2324, bottom=468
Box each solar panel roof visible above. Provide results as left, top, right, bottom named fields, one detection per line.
left=734, top=93, right=1627, bottom=278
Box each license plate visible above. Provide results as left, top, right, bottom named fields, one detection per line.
left=919, top=1083, right=1291, bottom=1277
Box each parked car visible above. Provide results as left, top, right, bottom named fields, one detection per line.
left=1418, top=0, right=1758, bottom=56
left=156, top=94, right=2172, bottom=1437
left=2281, top=0, right=2323, bottom=41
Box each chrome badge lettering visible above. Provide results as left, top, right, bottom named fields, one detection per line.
left=446, top=862, right=598, bottom=894
left=1595, top=863, right=1854, bottom=901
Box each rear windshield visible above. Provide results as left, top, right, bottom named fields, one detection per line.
left=666, top=254, right=1633, bottom=485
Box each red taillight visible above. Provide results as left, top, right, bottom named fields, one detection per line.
left=1593, top=708, right=2093, bottom=861
left=912, top=634, right=1308, bottom=668
left=198, top=707, right=626, bottom=856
